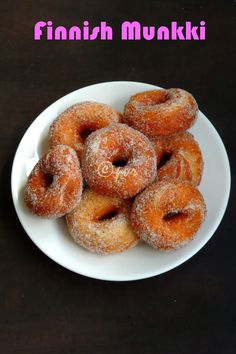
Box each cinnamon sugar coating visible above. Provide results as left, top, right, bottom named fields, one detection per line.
left=66, top=188, right=139, bottom=255
left=49, top=102, right=121, bottom=159
left=81, top=123, right=157, bottom=199
left=123, top=88, right=198, bottom=138
left=131, top=180, right=206, bottom=250
left=24, top=145, right=82, bottom=218
left=153, top=132, right=203, bottom=185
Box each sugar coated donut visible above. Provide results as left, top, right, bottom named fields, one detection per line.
left=24, top=145, right=82, bottom=218
left=49, top=102, right=121, bottom=159
left=153, top=132, right=203, bottom=185
left=81, top=123, right=157, bottom=199
left=66, top=188, right=139, bottom=255
left=124, top=88, right=198, bottom=138
left=131, top=180, right=206, bottom=250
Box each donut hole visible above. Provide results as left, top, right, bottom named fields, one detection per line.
left=158, top=152, right=172, bottom=168
left=137, top=91, right=169, bottom=106
left=163, top=211, right=186, bottom=221
left=42, top=173, right=54, bottom=188
left=97, top=207, right=119, bottom=221
left=80, top=127, right=96, bottom=143
left=112, top=158, right=128, bottom=167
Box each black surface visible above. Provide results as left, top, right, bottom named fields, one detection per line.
left=1, top=1, right=235, bottom=353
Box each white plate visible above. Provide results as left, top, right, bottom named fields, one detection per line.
left=11, top=81, right=231, bottom=281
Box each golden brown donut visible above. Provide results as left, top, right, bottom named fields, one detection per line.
left=66, top=188, right=139, bottom=255
left=153, top=132, right=203, bottom=185
left=123, top=88, right=198, bottom=138
left=131, top=180, right=206, bottom=250
left=81, top=123, right=157, bottom=199
left=24, top=145, right=82, bottom=218
left=49, top=102, right=121, bottom=159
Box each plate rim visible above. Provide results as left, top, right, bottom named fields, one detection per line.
left=11, top=81, right=231, bottom=281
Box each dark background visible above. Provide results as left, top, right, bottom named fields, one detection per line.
left=1, top=1, right=235, bottom=353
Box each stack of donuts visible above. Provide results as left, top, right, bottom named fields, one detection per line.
left=24, top=88, right=206, bottom=254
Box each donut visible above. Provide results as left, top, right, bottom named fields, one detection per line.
left=131, top=180, right=206, bottom=250
left=49, top=102, right=121, bottom=159
left=66, top=188, right=139, bottom=255
left=24, top=145, right=82, bottom=218
left=81, top=123, right=157, bottom=199
left=123, top=88, right=198, bottom=138
left=153, top=132, right=203, bottom=185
